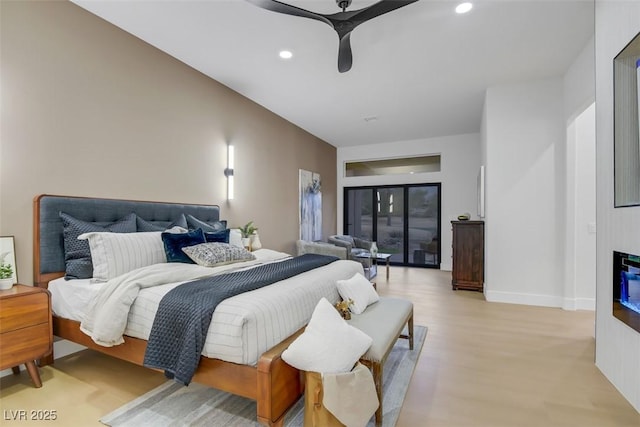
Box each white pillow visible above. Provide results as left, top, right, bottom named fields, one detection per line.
left=78, top=231, right=167, bottom=281
left=336, top=273, right=379, bottom=314
left=229, top=228, right=243, bottom=248
left=281, top=298, right=372, bottom=374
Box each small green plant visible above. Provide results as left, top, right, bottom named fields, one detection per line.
left=0, top=261, right=13, bottom=280
left=239, top=221, right=258, bottom=238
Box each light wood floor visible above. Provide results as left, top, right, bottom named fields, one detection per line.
left=2, top=267, right=640, bottom=426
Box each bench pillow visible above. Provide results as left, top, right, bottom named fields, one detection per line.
left=336, top=273, right=379, bottom=314
left=282, top=298, right=372, bottom=374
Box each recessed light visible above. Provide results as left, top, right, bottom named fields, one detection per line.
left=455, top=2, right=472, bottom=14
left=279, top=50, right=293, bottom=59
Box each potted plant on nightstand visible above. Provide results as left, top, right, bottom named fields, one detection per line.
left=0, top=252, right=14, bottom=290
left=239, top=221, right=258, bottom=250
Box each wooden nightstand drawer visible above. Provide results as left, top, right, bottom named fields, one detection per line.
left=0, top=323, right=51, bottom=370
left=0, top=285, right=52, bottom=387
left=0, top=291, right=49, bottom=333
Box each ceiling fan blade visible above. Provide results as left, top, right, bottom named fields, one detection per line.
left=349, top=0, right=420, bottom=24
left=245, top=0, right=331, bottom=26
left=337, top=33, right=353, bottom=73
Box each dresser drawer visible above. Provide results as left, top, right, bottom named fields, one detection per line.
left=0, top=292, right=49, bottom=333
left=0, top=323, right=51, bottom=370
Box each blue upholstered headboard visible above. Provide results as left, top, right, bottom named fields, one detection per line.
left=33, top=195, right=221, bottom=286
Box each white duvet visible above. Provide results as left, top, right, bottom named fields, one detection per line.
left=80, top=250, right=288, bottom=347
left=66, top=250, right=363, bottom=365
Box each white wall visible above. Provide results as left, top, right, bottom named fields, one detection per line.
left=594, top=0, right=640, bottom=412
left=563, top=34, right=597, bottom=312
left=483, top=78, right=567, bottom=306
left=337, top=133, right=481, bottom=271
left=565, top=104, right=597, bottom=311
left=564, top=36, right=596, bottom=122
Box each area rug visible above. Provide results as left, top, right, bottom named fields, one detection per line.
left=101, top=325, right=427, bottom=427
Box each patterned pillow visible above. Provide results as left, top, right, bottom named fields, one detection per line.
left=60, top=212, right=137, bottom=280
left=181, top=242, right=255, bottom=267
left=136, top=214, right=188, bottom=232
left=161, top=228, right=206, bottom=264
left=185, top=214, right=226, bottom=232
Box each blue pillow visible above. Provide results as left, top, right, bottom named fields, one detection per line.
left=205, top=229, right=230, bottom=243
left=161, top=228, right=206, bottom=263
left=136, top=214, right=188, bottom=232
left=60, top=212, right=137, bottom=279
left=186, top=214, right=226, bottom=232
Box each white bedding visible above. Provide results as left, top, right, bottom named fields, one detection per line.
left=49, top=249, right=363, bottom=366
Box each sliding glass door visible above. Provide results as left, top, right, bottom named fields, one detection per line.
left=344, top=183, right=441, bottom=268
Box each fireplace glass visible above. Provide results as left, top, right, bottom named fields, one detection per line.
left=613, top=251, right=640, bottom=333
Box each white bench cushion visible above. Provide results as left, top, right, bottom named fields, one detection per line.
left=346, top=297, right=413, bottom=363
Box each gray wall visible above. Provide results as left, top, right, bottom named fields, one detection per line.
left=0, top=1, right=337, bottom=285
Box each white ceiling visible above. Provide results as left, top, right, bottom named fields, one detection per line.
left=71, top=0, right=594, bottom=147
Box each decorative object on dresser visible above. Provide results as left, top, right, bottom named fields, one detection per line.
left=451, top=220, right=484, bottom=292
left=0, top=285, right=52, bottom=387
left=0, top=235, right=18, bottom=290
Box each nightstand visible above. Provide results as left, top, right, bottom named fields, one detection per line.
left=0, top=284, right=52, bottom=387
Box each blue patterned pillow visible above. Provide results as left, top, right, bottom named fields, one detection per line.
left=181, top=243, right=255, bottom=267
left=136, top=214, right=188, bottom=232
left=205, top=229, right=230, bottom=243
left=161, top=228, right=206, bottom=263
left=60, top=212, right=137, bottom=279
left=186, top=214, right=226, bottom=232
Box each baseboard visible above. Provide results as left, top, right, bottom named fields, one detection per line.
left=562, top=297, right=596, bottom=311
left=0, top=339, right=87, bottom=379
left=485, top=290, right=565, bottom=308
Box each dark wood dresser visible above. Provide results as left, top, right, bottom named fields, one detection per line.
left=0, top=284, right=52, bottom=387
left=451, top=221, right=484, bottom=292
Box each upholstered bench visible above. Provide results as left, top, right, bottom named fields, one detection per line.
left=346, top=296, right=414, bottom=426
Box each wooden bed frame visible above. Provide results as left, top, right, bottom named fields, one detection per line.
left=32, top=195, right=303, bottom=427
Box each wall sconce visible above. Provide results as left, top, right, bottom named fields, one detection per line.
left=224, top=145, right=234, bottom=200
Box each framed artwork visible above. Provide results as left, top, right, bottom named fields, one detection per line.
left=299, top=169, right=322, bottom=241
left=613, top=31, right=640, bottom=207
left=0, top=236, right=18, bottom=284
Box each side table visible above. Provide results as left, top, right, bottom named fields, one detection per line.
left=373, top=253, right=392, bottom=280
left=0, top=284, right=53, bottom=387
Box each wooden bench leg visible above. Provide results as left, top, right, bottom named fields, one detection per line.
left=399, top=312, right=414, bottom=350
left=373, top=362, right=382, bottom=426
left=408, top=314, right=414, bottom=350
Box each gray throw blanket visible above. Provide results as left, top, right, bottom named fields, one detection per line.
left=143, top=253, right=339, bottom=385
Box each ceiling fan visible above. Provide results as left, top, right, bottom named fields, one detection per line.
left=246, top=0, right=420, bottom=73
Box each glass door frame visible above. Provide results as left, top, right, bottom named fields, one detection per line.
left=343, top=183, right=441, bottom=268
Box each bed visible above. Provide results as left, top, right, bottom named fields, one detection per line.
left=33, top=194, right=363, bottom=426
